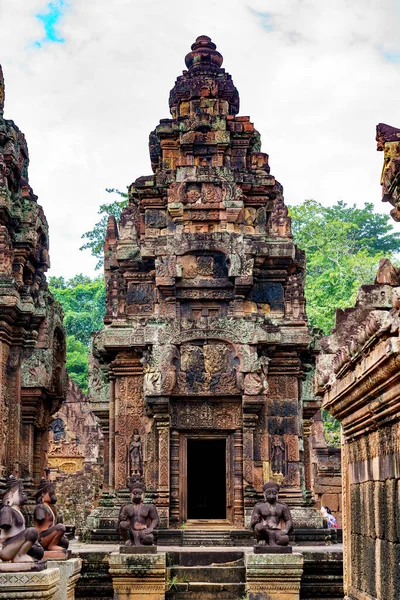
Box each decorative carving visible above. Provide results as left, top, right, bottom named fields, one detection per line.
left=171, top=400, right=241, bottom=429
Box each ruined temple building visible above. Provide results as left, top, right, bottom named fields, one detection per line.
left=0, top=66, right=67, bottom=492
left=88, top=36, right=323, bottom=536
left=314, top=125, right=400, bottom=600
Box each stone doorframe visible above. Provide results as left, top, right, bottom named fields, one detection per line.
left=170, top=429, right=244, bottom=527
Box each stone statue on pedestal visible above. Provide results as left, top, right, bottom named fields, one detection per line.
left=0, top=476, right=45, bottom=571
left=118, top=480, right=159, bottom=547
left=33, top=478, right=69, bottom=559
left=251, top=481, right=293, bottom=553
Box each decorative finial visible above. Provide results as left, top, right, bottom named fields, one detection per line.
left=0, top=65, right=4, bottom=117
left=185, top=35, right=223, bottom=71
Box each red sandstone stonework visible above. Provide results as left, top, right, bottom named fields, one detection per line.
left=89, top=37, right=322, bottom=529
left=0, top=65, right=66, bottom=489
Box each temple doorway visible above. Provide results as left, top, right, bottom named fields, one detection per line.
left=186, top=438, right=226, bottom=520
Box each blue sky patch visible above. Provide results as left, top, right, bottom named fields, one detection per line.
left=34, top=0, right=68, bottom=46
left=382, top=50, right=400, bottom=63
left=253, top=10, right=274, bottom=32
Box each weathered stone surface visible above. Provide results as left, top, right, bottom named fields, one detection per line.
left=376, top=123, right=400, bottom=220
left=0, top=567, right=60, bottom=599
left=245, top=552, right=303, bottom=599
left=109, top=551, right=166, bottom=600
left=316, top=250, right=400, bottom=598
left=0, top=65, right=66, bottom=487
left=47, top=558, right=81, bottom=600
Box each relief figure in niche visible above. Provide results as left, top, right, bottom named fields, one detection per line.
left=203, top=343, right=227, bottom=374
left=129, top=430, right=143, bottom=476
left=271, top=433, right=285, bottom=475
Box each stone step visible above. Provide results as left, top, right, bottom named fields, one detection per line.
left=182, top=530, right=232, bottom=547
left=167, top=566, right=246, bottom=584
left=166, top=581, right=246, bottom=600
left=167, top=550, right=244, bottom=567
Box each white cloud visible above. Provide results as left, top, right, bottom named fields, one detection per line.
left=0, top=0, right=399, bottom=278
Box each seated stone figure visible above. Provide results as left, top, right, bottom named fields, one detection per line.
left=34, top=478, right=69, bottom=559
left=0, top=475, right=44, bottom=570
left=118, top=480, right=159, bottom=546
left=251, top=481, right=293, bottom=549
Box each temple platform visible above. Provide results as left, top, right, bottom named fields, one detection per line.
left=70, top=542, right=344, bottom=600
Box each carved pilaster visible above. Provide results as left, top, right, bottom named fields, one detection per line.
left=170, top=430, right=180, bottom=526
left=0, top=338, right=10, bottom=476
left=243, top=413, right=257, bottom=488
left=302, top=418, right=313, bottom=492
left=6, top=346, right=21, bottom=475
left=233, top=428, right=244, bottom=527
left=110, top=352, right=144, bottom=489
left=154, top=402, right=170, bottom=527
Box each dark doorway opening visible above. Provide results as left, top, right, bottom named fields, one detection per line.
left=187, top=438, right=226, bottom=520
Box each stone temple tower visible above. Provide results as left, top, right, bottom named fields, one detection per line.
left=89, top=36, right=321, bottom=536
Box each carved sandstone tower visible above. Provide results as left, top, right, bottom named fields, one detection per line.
left=89, top=37, right=321, bottom=532
left=0, top=66, right=66, bottom=490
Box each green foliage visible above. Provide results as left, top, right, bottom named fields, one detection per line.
left=321, top=409, right=341, bottom=447
left=290, top=199, right=400, bottom=447
left=80, top=188, right=128, bottom=269
left=289, top=200, right=399, bottom=334
left=49, top=275, right=106, bottom=392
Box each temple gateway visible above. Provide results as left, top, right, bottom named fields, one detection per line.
left=89, top=36, right=321, bottom=532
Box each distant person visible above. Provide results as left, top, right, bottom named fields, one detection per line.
left=320, top=505, right=338, bottom=528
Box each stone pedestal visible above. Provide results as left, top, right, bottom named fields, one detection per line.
left=0, top=567, right=60, bottom=599
left=109, top=551, right=166, bottom=600
left=245, top=552, right=304, bottom=600
left=47, top=558, right=82, bottom=600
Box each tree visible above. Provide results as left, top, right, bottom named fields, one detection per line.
left=289, top=200, right=399, bottom=334
left=289, top=199, right=400, bottom=448
left=80, top=188, right=128, bottom=269
left=49, top=275, right=106, bottom=392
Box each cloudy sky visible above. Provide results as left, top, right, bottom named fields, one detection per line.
left=0, top=0, right=399, bottom=278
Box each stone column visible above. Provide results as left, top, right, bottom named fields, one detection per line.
left=47, top=558, right=81, bottom=600
left=109, top=551, right=166, bottom=600
left=0, top=568, right=60, bottom=599
left=245, top=553, right=304, bottom=600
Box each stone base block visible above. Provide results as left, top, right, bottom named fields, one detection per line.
left=0, top=567, right=60, bottom=599
left=44, top=549, right=72, bottom=560
left=47, top=557, right=82, bottom=600
left=109, top=551, right=166, bottom=600
left=0, top=559, right=47, bottom=572
left=246, top=552, right=303, bottom=600
left=254, top=545, right=293, bottom=554
left=120, top=545, right=158, bottom=554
